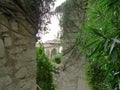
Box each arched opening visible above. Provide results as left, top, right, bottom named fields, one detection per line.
left=51, top=48, right=57, bottom=58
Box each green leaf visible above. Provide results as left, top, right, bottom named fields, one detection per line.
left=109, top=39, right=115, bottom=54
left=104, top=39, right=110, bottom=51
left=111, top=49, right=115, bottom=61
left=89, top=40, right=105, bottom=57
left=82, top=39, right=99, bottom=50
left=92, top=29, right=106, bottom=39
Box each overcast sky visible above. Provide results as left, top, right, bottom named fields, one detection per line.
left=41, top=0, right=66, bottom=42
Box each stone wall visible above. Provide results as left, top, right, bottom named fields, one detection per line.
left=55, top=28, right=90, bottom=90
left=55, top=56, right=90, bottom=90
left=55, top=0, right=90, bottom=89
left=55, top=36, right=90, bottom=90
left=0, top=15, right=36, bottom=90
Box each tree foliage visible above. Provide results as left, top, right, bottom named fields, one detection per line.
left=36, top=44, right=55, bottom=90
left=84, top=0, right=120, bottom=90
left=0, top=0, right=54, bottom=36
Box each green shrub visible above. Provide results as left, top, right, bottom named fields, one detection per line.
left=85, top=58, right=120, bottom=90
left=53, top=53, right=62, bottom=64
left=84, top=0, right=120, bottom=90
left=85, top=61, right=106, bottom=90
left=36, top=44, right=55, bottom=90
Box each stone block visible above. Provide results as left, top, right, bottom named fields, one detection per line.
left=0, top=24, right=8, bottom=33
left=5, top=84, right=15, bottom=90
left=21, top=80, right=36, bottom=90
left=23, top=49, right=36, bottom=61
left=0, top=39, right=4, bottom=58
left=15, top=67, right=27, bottom=79
left=0, top=16, right=8, bottom=33
left=5, top=76, right=12, bottom=86
left=11, top=21, right=18, bottom=31
left=15, top=61, right=23, bottom=70
left=0, top=67, right=13, bottom=76
left=4, top=36, right=12, bottom=47
left=0, top=75, right=12, bottom=89
left=0, top=58, right=6, bottom=67
left=16, top=80, right=36, bottom=90
left=0, top=76, right=5, bottom=88
left=26, top=62, right=36, bottom=77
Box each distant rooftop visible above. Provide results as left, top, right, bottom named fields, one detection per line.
left=44, top=39, right=60, bottom=44
left=36, top=39, right=61, bottom=47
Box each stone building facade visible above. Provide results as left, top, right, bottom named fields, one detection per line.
left=0, top=15, right=36, bottom=90
left=36, top=39, right=62, bottom=59
left=44, top=39, right=62, bottom=59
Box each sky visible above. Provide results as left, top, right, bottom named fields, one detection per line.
left=40, top=0, right=66, bottom=43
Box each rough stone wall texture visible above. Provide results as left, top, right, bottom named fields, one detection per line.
left=55, top=0, right=90, bottom=89
left=55, top=32, right=90, bottom=90
left=55, top=57, right=90, bottom=90
left=0, top=15, right=36, bottom=90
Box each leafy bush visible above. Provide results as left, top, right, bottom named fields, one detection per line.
left=53, top=53, right=62, bottom=64
left=85, top=60, right=106, bottom=90
left=84, top=0, right=120, bottom=90
left=36, top=44, right=55, bottom=90
left=85, top=58, right=120, bottom=90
